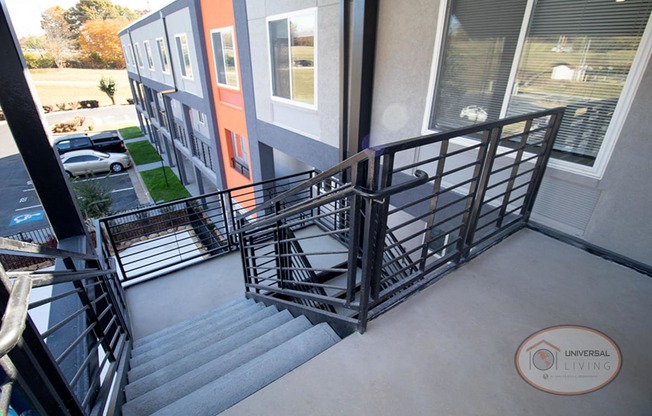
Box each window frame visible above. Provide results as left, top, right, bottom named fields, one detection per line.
left=156, top=37, right=170, bottom=74
left=174, top=33, right=194, bottom=80
left=210, top=26, right=240, bottom=90
left=266, top=8, right=318, bottom=110
left=422, top=0, right=652, bottom=179
left=143, top=40, right=155, bottom=70
left=134, top=42, right=143, bottom=68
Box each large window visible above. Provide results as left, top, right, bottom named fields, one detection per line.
left=430, top=0, right=652, bottom=169
left=156, top=38, right=170, bottom=73
left=211, top=27, right=239, bottom=88
left=175, top=34, right=193, bottom=79
left=268, top=9, right=316, bottom=106
left=143, top=40, right=155, bottom=70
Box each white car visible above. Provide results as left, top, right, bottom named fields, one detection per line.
left=61, top=149, right=132, bottom=177
left=459, top=105, right=488, bottom=123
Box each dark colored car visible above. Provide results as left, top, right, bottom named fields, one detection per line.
left=53, top=130, right=126, bottom=155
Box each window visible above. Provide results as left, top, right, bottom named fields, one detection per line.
left=143, top=40, right=155, bottom=70
left=128, top=45, right=135, bottom=66
left=156, top=38, right=170, bottom=73
left=123, top=46, right=132, bottom=65
left=228, top=130, right=249, bottom=178
left=268, top=9, right=316, bottom=106
left=197, top=111, right=206, bottom=125
left=211, top=27, right=239, bottom=88
left=175, top=34, right=193, bottom=79
left=429, top=0, right=652, bottom=170
left=134, top=43, right=143, bottom=68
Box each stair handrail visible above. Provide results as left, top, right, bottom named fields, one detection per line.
left=236, top=149, right=374, bottom=227
left=237, top=169, right=428, bottom=235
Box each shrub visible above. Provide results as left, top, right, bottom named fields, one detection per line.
left=56, top=103, right=67, bottom=111
left=42, top=105, right=53, bottom=113
left=80, top=100, right=99, bottom=109
left=71, top=174, right=113, bottom=220
left=126, top=98, right=134, bottom=105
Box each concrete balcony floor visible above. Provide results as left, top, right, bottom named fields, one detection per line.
left=123, top=228, right=652, bottom=415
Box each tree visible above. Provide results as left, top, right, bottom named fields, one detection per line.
left=71, top=174, right=113, bottom=220
left=98, top=76, right=116, bottom=105
left=40, top=6, right=73, bottom=68
left=79, top=18, right=128, bottom=68
left=65, top=0, right=137, bottom=33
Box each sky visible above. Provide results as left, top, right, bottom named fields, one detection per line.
left=4, top=0, right=172, bottom=38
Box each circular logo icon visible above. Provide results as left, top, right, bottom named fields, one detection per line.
left=515, top=325, right=622, bottom=395
left=532, top=349, right=554, bottom=371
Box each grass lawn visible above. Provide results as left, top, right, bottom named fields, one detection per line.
left=126, top=141, right=161, bottom=165
left=140, top=167, right=191, bottom=203
left=29, top=68, right=132, bottom=107
left=119, top=126, right=144, bottom=140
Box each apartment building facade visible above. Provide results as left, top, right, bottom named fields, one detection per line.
left=233, top=0, right=652, bottom=266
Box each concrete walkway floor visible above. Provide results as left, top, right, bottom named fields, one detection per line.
left=223, top=228, right=652, bottom=416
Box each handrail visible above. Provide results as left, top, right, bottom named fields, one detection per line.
left=0, top=237, right=96, bottom=261
left=237, top=149, right=373, bottom=224
left=0, top=276, right=32, bottom=358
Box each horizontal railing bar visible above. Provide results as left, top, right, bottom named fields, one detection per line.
left=250, top=265, right=349, bottom=273
left=250, top=276, right=347, bottom=291
left=248, top=250, right=350, bottom=261
left=0, top=238, right=96, bottom=260
left=119, top=236, right=207, bottom=260
left=391, top=142, right=485, bottom=175
left=494, top=140, right=545, bottom=159
left=41, top=306, right=90, bottom=339
left=372, top=108, right=564, bottom=155
left=246, top=284, right=350, bottom=308
left=123, top=245, right=231, bottom=280
left=485, top=168, right=535, bottom=192
left=387, top=178, right=475, bottom=216
left=29, top=287, right=82, bottom=309
left=69, top=339, right=100, bottom=388
left=55, top=322, right=97, bottom=365
left=27, top=269, right=116, bottom=288
left=490, top=154, right=540, bottom=176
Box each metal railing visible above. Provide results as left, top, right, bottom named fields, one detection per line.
left=0, top=232, right=131, bottom=415
left=98, top=171, right=315, bottom=282
left=237, top=108, right=564, bottom=332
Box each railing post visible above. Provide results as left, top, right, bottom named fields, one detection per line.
left=101, top=220, right=128, bottom=281
left=521, top=110, right=564, bottom=221
left=419, top=139, right=448, bottom=270
left=461, top=126, right=502, bottom=260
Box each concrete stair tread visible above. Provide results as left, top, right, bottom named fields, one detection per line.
left=125, top=309, right=296, bottom=400
left=128, top=305, right=277, bottom=380
left=122, top=315, right=315, bottom=415
left=132, top=298, right=254, bottom=352
left=149, top=322, right=340, bottom=416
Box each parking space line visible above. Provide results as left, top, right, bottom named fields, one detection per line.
left=75, top=173, right=129, bottom=182
left=23, top=188, right=35, bottom=192
left=15, top=204, right=42, bottom=211
left=111, top=187, right=135, bottom=193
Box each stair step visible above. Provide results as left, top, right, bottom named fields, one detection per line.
left=122, top=315, right=315, bottom=415
left=128, top=305, right=278, bottom=381
left=125, top=309, right=295, bottom=400
left=130, top=302, right=264, bottom=364
left=150, top=323, right=340, bottom=416
left=132, top=298, right=253, bottom=352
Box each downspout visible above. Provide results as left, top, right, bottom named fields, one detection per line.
left=159, top=11, right=182, bottom=175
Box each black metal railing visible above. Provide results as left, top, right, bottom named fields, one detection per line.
left=98, top=171, right=314, bottom=282
left=0, top=232, right=131, bottom=415
left=237, top=108, right=564, bottom=332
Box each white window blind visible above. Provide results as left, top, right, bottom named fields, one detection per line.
left=507, top=0, right=652, bottom=166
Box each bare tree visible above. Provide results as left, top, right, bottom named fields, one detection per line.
left=41, top=6, right=73, bottom=68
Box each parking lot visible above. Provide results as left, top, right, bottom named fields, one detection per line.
left=0, top=153, right=140, bottom=236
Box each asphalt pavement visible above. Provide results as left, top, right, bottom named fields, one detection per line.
left=0, top=105, right=143, bottom=237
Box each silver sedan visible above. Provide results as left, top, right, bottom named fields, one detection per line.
left=61, top=149, right=132, bottom=177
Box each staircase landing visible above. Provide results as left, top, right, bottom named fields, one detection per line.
left=220, top=229, right=652, bottom=416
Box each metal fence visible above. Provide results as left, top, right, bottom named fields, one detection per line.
left=0, top=228, right=58, bottom=271
left=237, top=108, right=564, bottom=332
left=98, top=171, right=314, bottom=282
left=0, top=235, right=131, bottom=415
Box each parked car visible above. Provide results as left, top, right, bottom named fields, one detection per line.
left=53, top=130, right=126, bottom=155
left=61, top=150, right=132, bottom=177
left=459, top=105, right=488, bottom=123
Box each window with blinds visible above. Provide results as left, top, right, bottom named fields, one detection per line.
left=431, top=0, right=652, bottom=168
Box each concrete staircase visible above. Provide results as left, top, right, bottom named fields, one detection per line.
left=122, top=298, right=341, bottom=415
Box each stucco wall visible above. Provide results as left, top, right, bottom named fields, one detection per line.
left=245, top=0, right=340, bottom=148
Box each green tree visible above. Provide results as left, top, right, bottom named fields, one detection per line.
left=65, top=0, right=137, bottom=33
left=98, top=76, right=117, bottom=105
